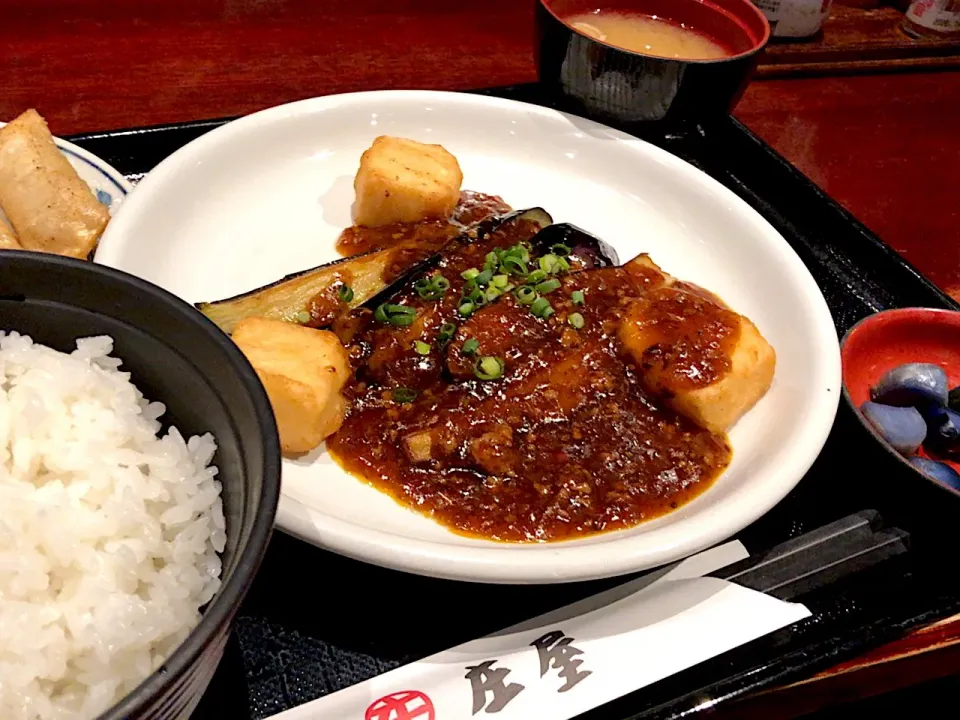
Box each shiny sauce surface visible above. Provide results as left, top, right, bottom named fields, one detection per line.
left=327, top=199, right=732, bottom=542
left=629, top=286, right=740, bottom=391
left=336, top=191, right=511, bottom=257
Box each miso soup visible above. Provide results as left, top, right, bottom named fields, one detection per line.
left=567, top=10, right=733, bottom=60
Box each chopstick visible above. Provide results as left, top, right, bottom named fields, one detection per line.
left=610, top=512, right=913, bottom=720
left=709, top=510, right=910, bottom=600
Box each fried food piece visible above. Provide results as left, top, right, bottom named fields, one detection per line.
left=232, top=317, right=351, bottom=455
left=620, top=286, right=775, bottom=433
left=0, top=216, right=20, bottom=249
left=623, top=253, right=674, bottom=291
left=0, top=109, right=110, bottom=258
left=354, top=136, right=463, bottom=227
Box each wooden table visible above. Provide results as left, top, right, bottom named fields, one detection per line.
left=3, top=2, right=960, bottom=716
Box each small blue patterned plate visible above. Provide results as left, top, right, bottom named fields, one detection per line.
left=0, top=120, right=133, bottom=217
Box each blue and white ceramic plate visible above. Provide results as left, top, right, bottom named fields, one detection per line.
left=0, top=120, right=133, bottom=218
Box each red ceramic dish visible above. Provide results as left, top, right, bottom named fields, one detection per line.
left=842, top=307, right=960, bottom=492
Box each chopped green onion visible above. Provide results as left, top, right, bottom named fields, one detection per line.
left=458, top=302, right=475, bottom=317
left=462, top=338, right=479, bottom=355
left=296, top=310, right=311, bottom=324
left=438, top=322, right=457, bottom=343
left=492, top=274, right=509, bottom=289
left=475, top=268, right=493, bottom=287
left=500, top=244, right=519, bottom=258
left=473, top=293, right=489, bottom=308
left=375, top=303, right=417, bottom=326
left=526, top=269, right=548, bottom=285
left=461, top=268, right=480, bottom=280
left=503, top=283, right=516, bottom=293
left=571, top=290, right=585, bottom=305
left=485, top=287, right=502, bottom=302
left=484, top=251, right=499, bottom=269
left=465, top=286, right=484, bottom=303
left=338, top=285, right=355, bottom=303
left=556, top=256, right=571, bottom=272
left=414, top=340, right=431, bottom=355
left=530, top=297, right=553, bottom=318
left=500, top=256, right=528, bottom=276
left=551, top=243, right=572, bottom=257
left=515, top=285, right=538, bottom=305
left=417, top=274, right=450, bottom=300
left=474, top=356, right=505, bottom=381
left=539, top=254, right=560, bottom=274
left=393, top=387, right=418, bottom=404
left=568, top=312, right=585, bottom=329
left=535, top=278, right=561, bottom=294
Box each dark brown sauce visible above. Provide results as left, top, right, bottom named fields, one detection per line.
left=326, top=198, right=732, bottom=543
left=337, top=219, right=455, bottom=258
left=336, top=191, right=511, bottom=257
left=627, top=286, right=740, bottom=392
left=303, top=270, right=354, bottom=327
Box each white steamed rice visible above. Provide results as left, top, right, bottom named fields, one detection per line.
left=0, top=331, right=225, bottom=720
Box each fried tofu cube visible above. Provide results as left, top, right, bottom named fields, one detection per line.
left=353, top=136, right=463, bottom=227
left=0, top=109, right=110, bottom=258
left=620, top=287, right=775, bottom=434
left=623, top=253, right=675, bottom=291
left=232, top=317, right=351, bottom=455
left=0, top=216, right=20, bottom=249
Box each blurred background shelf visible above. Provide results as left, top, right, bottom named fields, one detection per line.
left=757, top=4, right=960, bottom=76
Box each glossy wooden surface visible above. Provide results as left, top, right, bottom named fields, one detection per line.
left=737, top=71, right=960, bottom=303
left=2, top=0, right=960, bottom=713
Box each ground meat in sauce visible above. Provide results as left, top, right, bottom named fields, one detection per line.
left=326, top=195, right=732, bottom=543
left=336, top=191, right=511, bottom=257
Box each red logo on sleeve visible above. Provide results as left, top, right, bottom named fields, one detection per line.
left=365, top=690, right=436, bottom=720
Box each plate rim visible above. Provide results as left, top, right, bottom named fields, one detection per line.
left=96, top=89, right=841, bottom=584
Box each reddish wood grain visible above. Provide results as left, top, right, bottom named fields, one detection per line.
left=721, top=618, right=960, bottom=718
left=736, top=72, right=960, bottom=301
left=0, top=0, right=538, bottom=132
left=3, top=0, right=960, bottom=710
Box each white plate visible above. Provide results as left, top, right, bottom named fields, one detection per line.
left=0, top=121, right=132, bottom=221
left=95, top=91, right=841, bottom=584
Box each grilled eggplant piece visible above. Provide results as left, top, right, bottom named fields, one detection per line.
left=196, top=207, right=552, bottom=335
left=197, top=248, right=412, bottom=334
left=358, top=207, right=553, bottom=312
left=349, top=208, right=555, bottom=388
left=528, top=222, right=620, bottom=269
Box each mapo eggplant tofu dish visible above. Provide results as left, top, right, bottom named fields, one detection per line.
left=198, top=135, right=776, bottom=542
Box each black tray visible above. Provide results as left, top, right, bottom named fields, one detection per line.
left=71, top=84, right=960, bottom=720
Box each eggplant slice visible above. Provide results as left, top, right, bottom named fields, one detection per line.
left=528, top=222, right=620, bottom=269
left=197, top=247, right=406, bottom=334
left=357, top=207, right=553, bottom=312
left=195, top=207, right=553, bottom=334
